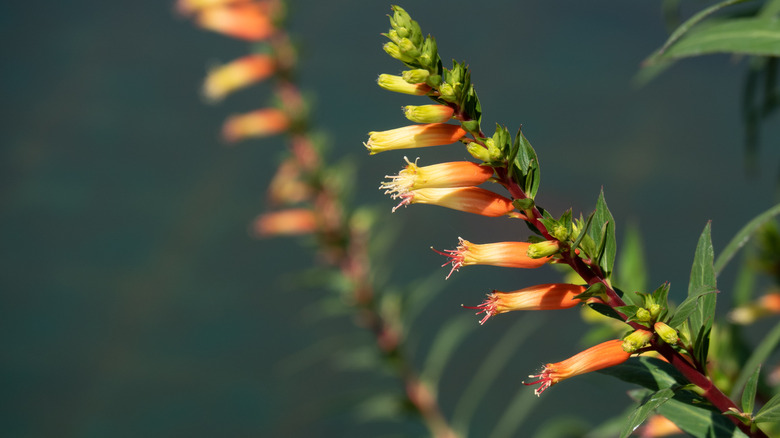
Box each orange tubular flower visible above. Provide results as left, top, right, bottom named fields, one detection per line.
left=434, top=238, right=550, bottom=279
left=524, top=339, right=631, bottom=396
left=253, top=209, right=317, bottom=237
left=365, top=123, right=466, bottom=155
left=203, top=54, right=275, bottom=102
left=639, top=415, right=684, bottom=437
left=196, top=3, right=275, bottom=41
left=222, top=108, right=289, bottom=143
left=381, top=157, right=494, bottom=199
left=464, top=283, right=586, bottom=324
left=393, top=187, right=514, bottom=217
left=176, top=0, right=250, bottom=16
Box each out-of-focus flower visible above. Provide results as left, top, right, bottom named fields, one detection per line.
left=638, top=415, right=684, bottom=437
left=253, top=208, right=316, bottom=237
left=524, top=339, right=631, bottom=396
left=268, top=158, right=312, bottom=205
left=222, top=108, right=289, bottom=142
left=196, top=3, right=275, bottom=41
left=392, top=187, right=514, bottom=217
left=365, top=123, right=466, bottom=155
left=728, top=292, right=780, bottom=324
left=176, top=0, right=250, bottom=16
left=464, top=283, right=586, bottom=324
left=435, top=238, right=550, bottom=279
left=403, top=105, right=455, bottom=123
left=381, top=157, right=493, bottom=199
left=203, top=54, right=275, bottom=101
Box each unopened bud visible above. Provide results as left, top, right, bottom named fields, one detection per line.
left=403, top=105, right=453, bottom=123
left=402, top=69, right=430, bottom=84
left=526, top=240, right=560, bottom=259
left=467, top=142, right=492, bottom=162
left=654, top=322, right=678, bottom=344
left=439, top=83, right=457, bottom=102
left=636, top=307, right=652, bottom=322
left=549, top=223, right=570, bottom=242
left=622, top=329, right=653, bottom=353
left=648, top=303, right=662, bottom=320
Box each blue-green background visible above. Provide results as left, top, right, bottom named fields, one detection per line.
left=3, top=1, right=779, bottom=436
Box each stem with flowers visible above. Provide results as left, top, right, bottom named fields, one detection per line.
left=178, top=1, right=457, bottom=436
left=366, top=5, right=778, bottom=437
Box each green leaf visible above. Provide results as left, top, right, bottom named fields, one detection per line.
left=666, top=287, right=718, bottom=329
left=761, top=0, right=780, bottom=17
left=714, top=203, right=780, bottom=275
left=755, top=391, right=780, bottom=424
left=586, top=190, right=617, bottom=278
left=648, top=0, right=753, bottom=61
left=634, top=389, right=748, bottom=437
left=741, top=365, right=761, bottom=415
left=598, top=357, right=688, bottom=391
left=587, top=301, right=624, bottom=321
left=654, top=17, right=780, bottom=62
left=615, top=223, right=647, bottom=305
left=730, top=319, right=780, bottom=400
left=614, top=305, right=642, bottom=323
left=512, top=128, right=540, bottom=199
left=687, top=222, right=717, bottom=365
left=620, top=388, right=675, bottom=438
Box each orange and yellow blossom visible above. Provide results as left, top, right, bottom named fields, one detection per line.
left=464, top=283, right=586, bottom=324
left=393, top=187, right=515, bottom=217
left=435, top=238, right=550, bottom=279
left=196, top=3, right=275, bottom=41
left=222, top=108, right=289, bottom=143
left=524, top=339, right=631, bottom=396
left=365, top=123, right=466, bottom=155
left=253, top=209, right=316, bottom=237
left=203, top=54, right=275, bottom=101
left=176, top=0, right=251, bottom=16
left=381, top=157, right=494, bottom=199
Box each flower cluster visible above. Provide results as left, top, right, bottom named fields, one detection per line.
left=364, top=6, right=678, bottom=395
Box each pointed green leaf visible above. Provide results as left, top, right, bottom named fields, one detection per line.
left=741, top=365, right=761, bottom=415
left=634, top=389, right=748, bottom=437
left=586, top=190, right=616, bottom=278
left=755, top=391, right=780, bottom=424
left=714, top=203, right=780, bottom=275
left=598, top=357, right=688, bottom=390
left=687, top=222, right=717, bottom=364
left=667, top=288, right=718, bottom=329
left=620, top=388, right=675, bottom=438
left=512, top=128, right=540, bottom=199
left=655, top=18, right=780, bottom=61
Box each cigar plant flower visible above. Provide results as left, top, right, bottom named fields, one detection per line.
left=524, top=339, right=631, bottom=396
left=464, top=283, right=586, bottom=324
left=203, top=54, right=275, bottom=101
left=365, top=123, right=466, bottom=154
left=435, top=238, right=550, bottom=279
left=222, top=108, right=289, bottom=142
left=381, top=157, right=494, bottom=198
left=393, top=187, right=515, bottom=217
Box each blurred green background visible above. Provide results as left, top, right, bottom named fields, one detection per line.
left=2, top=1, right=779, bottom=436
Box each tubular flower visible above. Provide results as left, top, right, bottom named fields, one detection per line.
left=203, top=54, right=275, bottom=102
left=196, top=3, right=275, bottom=41
left=381, top=157, right=494, bottom=199
left=377, top=74, right=432, bottom=95
left=176, top=0, right=250, bottom=16
left=403, top=105, right=454, bottom=123
left=464, top=283, right=586, bottom=324
left=434, top=238, right=550, bottom=279
left=638, top=415, right=684, bottom=437
left=393, top=187, right=514, bottom=217
left=222, top=108, right=289, bottom=143
left=253, top=209, right=317, bottom=237
left=728, top=292, right=780, bottom=324
left=524, top=339, right=631, bottom=396
left=365, top=123, right=466, bottom=155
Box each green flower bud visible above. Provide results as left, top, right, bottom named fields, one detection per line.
left=484, top=138, right=503, bottom=162
left=398, top=38, right=420, bottom=58
left=402, top=69, right=429, bottom=84
left=466, top=143, right=491, bottom=162
left=377, top=74, right=432, bottom=95
left=526, top=240, right=560, bottom=259
left=439, top=83, right=457, bottom=102
left=549, top=223, right=570, bottom=242
left=648, top=303, right=662, bottom=320
left=383, top=42, right=415, bottom=64
left=636, top=307, right=652, bottom=322
left=386, top=29, right=401, bottom=44
left=622, top=329, right=653, bottom=353
left=654, top=322, right=678, bottom=344
left=426, top=74, right=442, bottom=87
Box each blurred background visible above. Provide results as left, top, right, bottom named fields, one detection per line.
left=2, top=0, right=779, bottom=436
